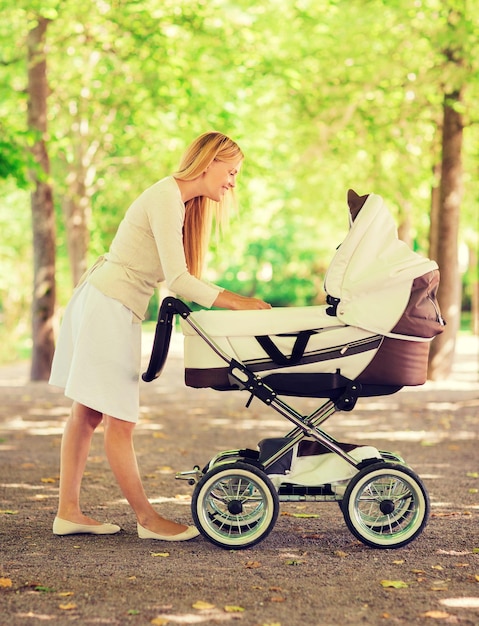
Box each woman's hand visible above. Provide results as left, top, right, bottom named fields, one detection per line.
left=213, top=290, right=271, bottom=310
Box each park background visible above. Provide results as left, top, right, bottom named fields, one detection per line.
left=1, top=0, right=478, bottom=381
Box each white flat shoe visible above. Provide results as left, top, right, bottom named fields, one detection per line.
left=137, top=522, right=199, bottom=541
left=53, top=517, right=121, bottom=536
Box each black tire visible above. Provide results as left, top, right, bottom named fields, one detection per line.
left=342, top=462, right=429, bottom=549
left=191, top=461, right=280, bottom=549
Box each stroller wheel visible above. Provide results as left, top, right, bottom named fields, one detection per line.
left=191, top=461, right=280, bottom=549
left=342, top=462, right=429, bottom=549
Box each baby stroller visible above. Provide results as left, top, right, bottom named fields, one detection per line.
left=143, top=190, right=445, bottom=550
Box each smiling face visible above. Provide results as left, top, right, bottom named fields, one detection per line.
left=202, top=158, right=242, bottom=202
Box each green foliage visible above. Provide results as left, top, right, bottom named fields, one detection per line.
left=0, top=182, right=32, bottom=362
left=0, top=0, right=478, bottom=360
left=0, top=137, right=30, bottom=187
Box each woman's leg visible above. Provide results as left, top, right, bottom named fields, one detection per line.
left=103, top=415, right=189, bottom=536
left=57, top=401, right=104, bottom=524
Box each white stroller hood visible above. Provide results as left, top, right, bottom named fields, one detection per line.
left=324, top=193, right=439, bottom=339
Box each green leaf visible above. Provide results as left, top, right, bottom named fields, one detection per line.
left=380, top=580, right=409, bottom=589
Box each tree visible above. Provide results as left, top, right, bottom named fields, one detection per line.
left=428, top=88, right=464, bottom=379
left=428, top=2, right=474, bottom=379
left=27, top=15, right=56, bottom=381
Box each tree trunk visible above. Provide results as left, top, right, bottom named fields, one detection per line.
left=429, top=162, right=441, bottom=263
left=428, top=89, right=463, bottom=380
left=397, top=200, right=412, bottom=248
left=469, top=244, right=479, bottom=335
left=63, top=172, right=90, bottom=287
left=27, top=17, right=57, bottom=381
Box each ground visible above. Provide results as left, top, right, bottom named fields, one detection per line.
left=0, top=333, right=478, bottom=626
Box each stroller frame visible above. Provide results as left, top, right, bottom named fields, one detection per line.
left=143, top=296, right=430, bottom=550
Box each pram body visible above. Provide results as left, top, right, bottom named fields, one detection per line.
left=143, top=190, right=444, bottom=550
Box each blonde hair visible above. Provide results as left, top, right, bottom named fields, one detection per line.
left=174, top=131, right=244, bottom=278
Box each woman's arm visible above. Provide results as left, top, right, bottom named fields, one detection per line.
left=213, top=290, right=271, bottom=310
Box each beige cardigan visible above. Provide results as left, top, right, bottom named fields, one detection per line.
left=87, top=176, right=221, bottom=320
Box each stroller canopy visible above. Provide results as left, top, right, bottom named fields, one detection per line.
left=324, top=193, right=439, bottom=339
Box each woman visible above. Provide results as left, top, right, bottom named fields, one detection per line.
left=49, top=131, right=270, bottom=541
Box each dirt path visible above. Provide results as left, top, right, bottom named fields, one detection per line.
left=0, top=335, right=478, bottom=626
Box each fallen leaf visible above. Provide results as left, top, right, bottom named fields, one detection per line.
left=380, top=580, right=409, bottom=589
left=192, top=600, right=215, bottom=610
left=334, top=550, right=348, bottom=558
left=0, top=510, right=18, bottom=515
left=432, top=565, right=444, bottom=570
left=0, top=578, right=12, bottom=588
left=57, top=591, right=74, bottom=597
left=151, top=618, right=169, bottom=626
left=245, top=561, right=261, bottom=569
left=59, top=603, right=77, bottom=610
left=420, top=610, right=451, bottom=619
left=150, top=552, right=170, bottom=558
left=285, top=559, right=302, bottom=566
left=41, top=477, right=57, bottom=483
left=270, top=596, right=286, bottom=602
left=35, top=586, right=55, bottom=593
left=224, top=605, right=245, bottom=612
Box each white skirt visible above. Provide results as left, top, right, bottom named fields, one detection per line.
left=49, top=282, right=142, bottom=423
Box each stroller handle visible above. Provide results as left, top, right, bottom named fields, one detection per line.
left=142, top=297, right=192, bottom=382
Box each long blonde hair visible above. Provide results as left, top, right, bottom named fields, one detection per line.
left=174, top=131, right=244, bottom=278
